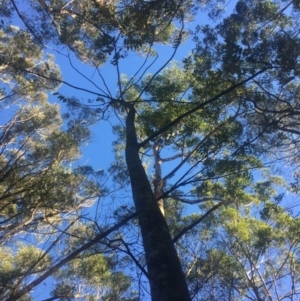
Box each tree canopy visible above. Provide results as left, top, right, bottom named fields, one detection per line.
left=1, top=0, right=300, bottom=300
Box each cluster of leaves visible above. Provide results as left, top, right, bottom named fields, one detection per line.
left=192, top=0, right=300, bottom=164
left=0, top=24, right=61, bottom=102
left=1, top=0, right=198, bottom=67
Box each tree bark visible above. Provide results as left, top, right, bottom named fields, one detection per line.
left=125, top=104, right=191, bottom=301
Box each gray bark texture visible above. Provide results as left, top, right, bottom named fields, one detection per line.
left=125, top=104, right=191, bottom=301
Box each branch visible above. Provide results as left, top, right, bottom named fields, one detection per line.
left=122, top=46, right=158, bottom=96
left=171, top=196, right=224, bottom=205
left=108, top=237, right=149, bottom=279
left=66, top=53, right=110, bottom=98
left=10, top=0, right=42, bottom=43
left=132, top=12, right=185, bottom=104
left=160, top=153, right=185, bottom=162
left=172, top=200, right=226, bottom=243
left=162, top=124, right=223, bottom=182
left=0, top=57, right=109, bottom=100
left=6, top=212, right=136, bottom=301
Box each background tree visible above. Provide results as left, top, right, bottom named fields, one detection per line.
left=0, top=18, right=118, bottom=301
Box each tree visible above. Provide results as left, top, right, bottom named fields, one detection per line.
left=1, top=0, right=300, bottom=300
left=0, top=20, right=112, bottom=301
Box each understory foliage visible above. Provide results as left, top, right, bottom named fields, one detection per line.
left=1, top=0, right=300, bottom=300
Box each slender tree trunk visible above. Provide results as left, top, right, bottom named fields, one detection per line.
left=153, top=143, right=165, bottom=216
left=125, top=104, right=191, bottom=301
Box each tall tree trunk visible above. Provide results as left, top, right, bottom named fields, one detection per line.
left=125, top=104, right=191, bottom=301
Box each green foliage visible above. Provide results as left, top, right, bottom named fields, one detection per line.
left=52, top=253, right=134, bottom=301
left=0, top=245, right=51, bottom=300
left=0, top=101, right=103, bottom=242
left=0, top=25, right=61, bottom=102
left=8, top=0, right=196, bottom=66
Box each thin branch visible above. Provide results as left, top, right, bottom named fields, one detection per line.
left=161, top=153, right=185, bottom=162
left=132, top=13, right=185, bottom=104
left=109, top=237, right=149, bottom=279
left=163, top=124, right=223, bottom=182
left=36, top=0, right=61, bottom=36
left=172, top=200, right=226, bottom=243
left=113, top=33, right=124, bottom=101
left=171, top=196, right=225, bottom=205
left=10, top=0, right=42, bottom=43
left=122, top=46, right=157, bottom=95
left=0, top=57, right=109, bottom=99
left=93, top=64, right=113, bottom=99
left=67, top=53, right=110, bottom=98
